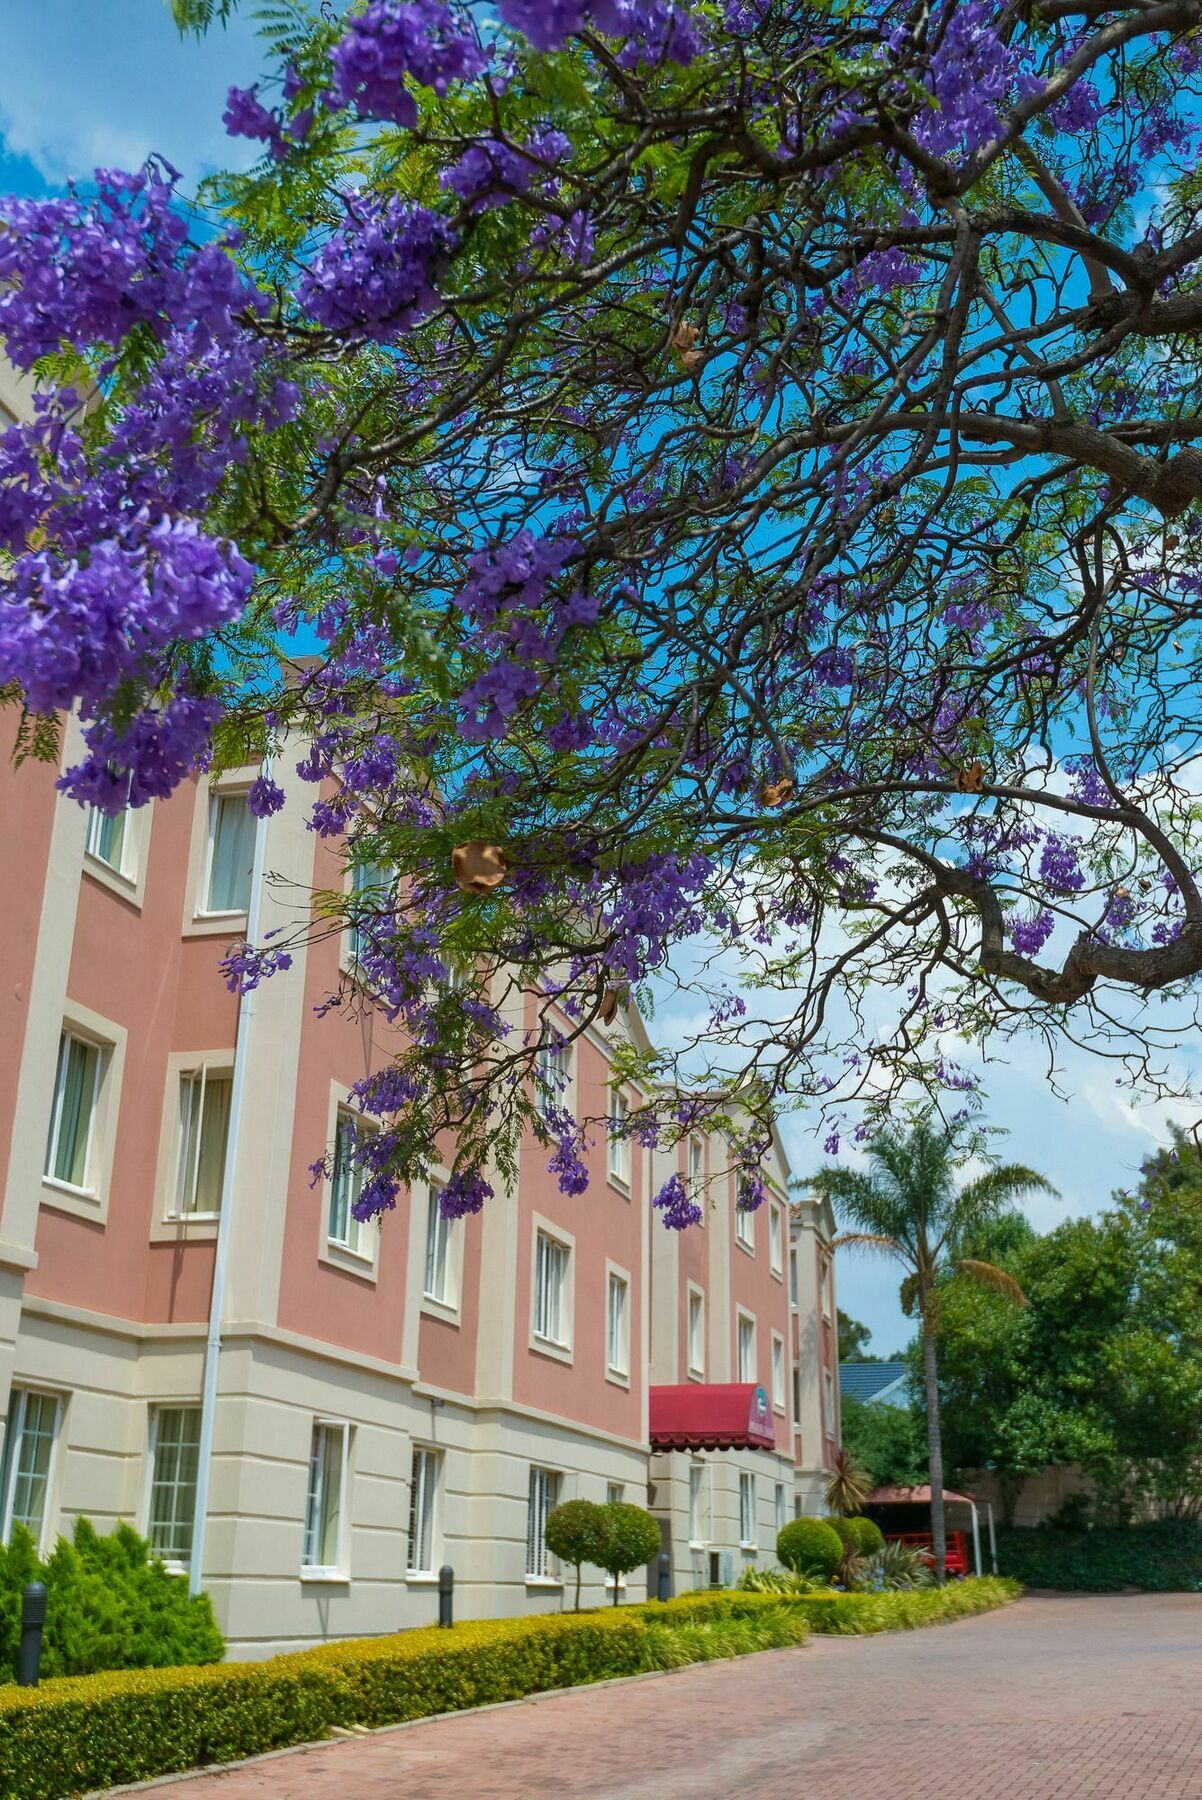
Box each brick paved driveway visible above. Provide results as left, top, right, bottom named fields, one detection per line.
left=132, top=1594, right=1202, bottom=1800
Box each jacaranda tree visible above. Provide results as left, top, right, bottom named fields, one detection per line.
left=3, top=0, right=1202, bottom=1230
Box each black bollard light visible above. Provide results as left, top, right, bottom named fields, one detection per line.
left=438, top=1564, right=454, bottom=1628
left=657, top=1553, right=671, bottom=1604
left=18, top=1582, right=46, bottom=1687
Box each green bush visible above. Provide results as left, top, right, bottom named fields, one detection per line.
left=998, top=1520, right=1202, bottom=1592
left=844, top=1517, right=885, bottom=1556
left=734, top=1565, right=816, bottom=1595
left=776, top=1517, right=843, bottom=1582
left=793, top=1577, right=1019, bottom=1634
left=0, top=1520, right=223, bottom=1681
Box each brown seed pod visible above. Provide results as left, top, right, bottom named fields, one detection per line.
left=761, top=778, right=795, bottom=808
left=451, top=842, right=508, bottom=895
left=600, top=986, right=623, bottom=1025
left=954, top=760, right=986, bottom=794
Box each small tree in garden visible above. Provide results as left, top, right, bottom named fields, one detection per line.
left=595, top=1503, right=661, bottom=1605
left=824, top=1447, right=871, bottom=1518
left=545, top=1500, right=609, bottom=1612
left=812, top=1114, right=1053, bottom=1581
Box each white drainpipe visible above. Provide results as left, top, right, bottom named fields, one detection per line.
left=189, top=771, right=272, bottom=1597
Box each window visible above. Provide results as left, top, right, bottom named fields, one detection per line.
left=739, top=1472, right=756, bottom=1546
left=606, top=1271, right=629, bottom=1376
left=775, top=1483, right=788, bottom=1533
left=424, top=1187, right=454, bottom=1306
left=769, top=1203, right=783, bottom=1274
left=607, top=1089, right=631, bottom=1184
left=348, top=858, right=392, bottom=965
left=302, top=1421, right=348, bottom=1574
left=789, top=1248, right=799, bottom=1306
left=1, top=1390, right=60, bottom=1548
left=792, top=1367, right=802, bottom=1430
left=822, top=1257, right=834, bottom=1321
left=687, top=1136, right=702, bottom=1206
left=737, top=1314, right=756, bottom=1384
left=772, top=1336, right=786, bottom=1411
left=85, top=804, right=129, bottom=876
left=823, top=1369, right=836, bottom=1440
left=735, top=1191, right=754, bottom=1249
left=328, top=1111, right=364, bottom=1254
left=687, top=1289, right=705, bottom=1377
left=533, top=1231, right=570, bottom=1346
left=606, top=1482, right=624, bottom=1506
left=147, top=1407, right=201, bottom=1568
left=535, top=1031, right=569, bottom=1118
left=44, top=1031, right=103, bottom=1192
left=526, top=1466, right=561, bottom=1579
left=407, top=1447, right=439, bottom=1575
left=174, top=1070, right=232, bottom=1216
left=204, top=793, right=255, bottom=914
left=688, top=1463, right=709, bottom=1545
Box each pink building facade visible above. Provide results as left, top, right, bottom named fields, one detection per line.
left=0, top=355, right=839, bottom=1652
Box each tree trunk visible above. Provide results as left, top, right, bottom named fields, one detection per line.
left=921, top=1306, right=947, bottom=1584
left=574, top=1562, right=582, bottom=1612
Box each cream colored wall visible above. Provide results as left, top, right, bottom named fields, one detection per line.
left=649, top=1444, right=796, bottom=1595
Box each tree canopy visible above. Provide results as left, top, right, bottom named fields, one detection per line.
left=5, top=1, right=1202, bottom=1216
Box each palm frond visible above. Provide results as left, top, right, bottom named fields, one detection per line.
left=954, top=1258, right=1028, bottom=1305
left=829, top=1231, right=904, bottom=1257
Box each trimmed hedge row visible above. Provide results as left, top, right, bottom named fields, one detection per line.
left=635, top=1577, right=1019, bottom=1634
left=998, top=1521, right=1202, bottom=1592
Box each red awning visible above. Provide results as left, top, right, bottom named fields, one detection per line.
left=865, top=1486, right=977, bottom=1507
left=649, top=1383, right=777, bottom=1452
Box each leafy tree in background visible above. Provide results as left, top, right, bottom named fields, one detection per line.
left=814, top=1114, right=1052, bottom=1576
left=837, top=1310, right=875, bottom=1363
left=931, top=1149, right=1202, bottom=1521
left=4, top=3, right=1202, bottom=1222
left=840, top=1396, right=928, bottom=1492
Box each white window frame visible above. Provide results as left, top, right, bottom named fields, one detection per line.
left=171, top=1065, right=233, bottom=1220
left=739, top=1471, right=757, bottom=1548
left=606, top=1481, right=625, bottom=1506
left=735, top=1188, right=755, bottom=1251
left=346, top=854, right=394, bottom=970
left=200, top=790, right=255, bottom=917
left=526, top=1465, right=562, bottom=1582
left=532, top=1227, right=572, bottom=1351
left=769, top=1202, right=783, bottom=1275
left=144, top=1405, right=201, bottom=1571
left=822, top=1255, right=834, bottom=1321
left=84, top=802, right=132, bottom=879
left=687, top=1135, right=703, bottom=1200
left=775, top=1482, right=788, bottom=1534
left=688, top=1462, right=710, bottom=1547
left=687, top=1285, right=706, bottom=1379
left=771, top=1332, right=786, bottom=1413
left=1, top=1388, right=62, bottom=1553
left=605, top=1265, right=630, bottom=1380
left=736, top=1311, right=757, bottom=1385
left=301, top=1419, right=350, bottom=1579
left=535, top=1029, right=571, bottom=1120
left=407, top=1445, right=440, bottom=1577
left=607, top=1088, right=631, bottom=1187
left=823, top=1369, right=837, bottom=1440
left=44, top=1029, right=104, bottom=1197
left=327, top=1108, right=365, bottom=1256
left=423, top=1184, right=457, bottom=1310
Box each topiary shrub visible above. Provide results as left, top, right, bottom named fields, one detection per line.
left=545, top=1501, right=609, bottom=1611
left=844, top=1516, right=885, bottom=1557
left=776, top=1517, right=843, bottom=1584
left=594, top=1502, right=661, bottom=1604
left=0, top=1520, right=223, bottom=1682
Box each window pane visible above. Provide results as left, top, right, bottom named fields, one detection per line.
left=349, top=860, right=392, bottom=964
left=607, top=1274, right=627, bottom=1371
left=408, top=1448, right=437, bottom=1574
left=526, top=1467, right=560, bottom=1578
left=303, top=1424, right=345, bottom=1570
left=46, top=1034, right=99, bottom=1189
left=148, top=1408, right=201, bottom=1565
left=425, top=1192, right=451, bottom=1301
left=329, top=1114, right=362, bottom=1249
left=207, top=795, right=255, bottom=912
left=177, top=1073, right=232, bottom=1215
left=86, top=805, right=128, bottom=873
left=8, top=1392, right=59, bottom=1541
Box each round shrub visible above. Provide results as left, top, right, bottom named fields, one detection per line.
left=846, top=1516, right=885, bottom=1557
left=776, top=1517, right=843, bottom=1583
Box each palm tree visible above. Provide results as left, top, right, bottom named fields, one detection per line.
left=809, top=1114, right=1055, bottom=1580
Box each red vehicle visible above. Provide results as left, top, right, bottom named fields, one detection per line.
left=862, top=1486, right=981, bottom=1578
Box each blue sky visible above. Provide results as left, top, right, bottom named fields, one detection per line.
left=6, top=2, right=1199, bottom=1356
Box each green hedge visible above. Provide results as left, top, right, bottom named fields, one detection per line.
left=998, top=1521, right=1202, bottom=1592
left=638, top=1578, right=1018, bottom=1635
left=0, top=1600, right=810, bottom=1799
